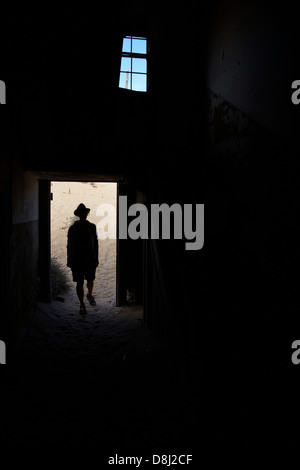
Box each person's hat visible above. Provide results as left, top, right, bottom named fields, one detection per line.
left=74, top=203, right=90, bottom=216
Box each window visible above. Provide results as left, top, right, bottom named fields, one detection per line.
left=119, top=36, right=148, bottom=92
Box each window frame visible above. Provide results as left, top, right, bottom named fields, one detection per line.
left=119, top=35, right=149, bottom=92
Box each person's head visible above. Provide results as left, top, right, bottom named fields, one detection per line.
left=74, top=203, right=90, bottom=220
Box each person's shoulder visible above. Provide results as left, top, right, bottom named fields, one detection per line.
left=68, top=220, right=80, bottom=231
left=87, top=221, right=97, bottom=230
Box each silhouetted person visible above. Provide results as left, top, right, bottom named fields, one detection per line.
left=67, top=203, right=99, bottom=314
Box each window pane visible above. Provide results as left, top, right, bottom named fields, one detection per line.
left=132, top=58, right=147, bottom=73
left=119, top=72, right=131, bottom=90
left=132, top=38, right=147, bottom=54
left=122, top=37, right=131, bottom=53
left=120, top=57, right=131, bottom=72
left=132, top=73, right=147, bottom=92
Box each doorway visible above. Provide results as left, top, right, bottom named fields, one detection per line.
left=50, top=181, right=117, bottom=307
left=38, top=177, right=145, bottom=311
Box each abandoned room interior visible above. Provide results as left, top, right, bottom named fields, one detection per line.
left=2, top=1, right=300, bottom=453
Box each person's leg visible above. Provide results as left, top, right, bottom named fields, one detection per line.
left=72, top=270, right=86, bottom=313
left=76, top=280, right=84, bottom=305
left=87, top=280, right=94, bottom=297
left=86, top=270, right=96, bottom=305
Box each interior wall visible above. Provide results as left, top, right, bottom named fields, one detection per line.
left=204, top=1, right=296, bottom=319
left=199, top=1, right=298, bottom=388
left=0, top=134, right=11, bottom=352
left=207, top=0, right=292, bottom=139
left=10, top=164, right=40, bottom=341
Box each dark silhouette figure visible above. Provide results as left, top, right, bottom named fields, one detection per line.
left=67, top=203, right=99, bottom=314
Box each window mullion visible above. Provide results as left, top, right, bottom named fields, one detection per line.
left=130, top=36, right=133, bottom=90
left=120, top=35, right=148, bottom=92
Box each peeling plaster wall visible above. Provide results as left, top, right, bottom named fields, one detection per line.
left=0, top=138, right=11, bottom=350
left=207, top=1, right=292, bottom=139
left=12, top=165, right=39, bottom=224
left=207, top=91, right=256, bottom=170
left=11, top=164, right=39, bottom=340
left=202, top=2, right=300, bottom=384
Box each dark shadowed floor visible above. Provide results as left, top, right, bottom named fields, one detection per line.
left=7, top=292, right=206, bottom=458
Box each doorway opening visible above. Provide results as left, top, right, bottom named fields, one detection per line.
left=50, top=181, right=117, bottom=308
